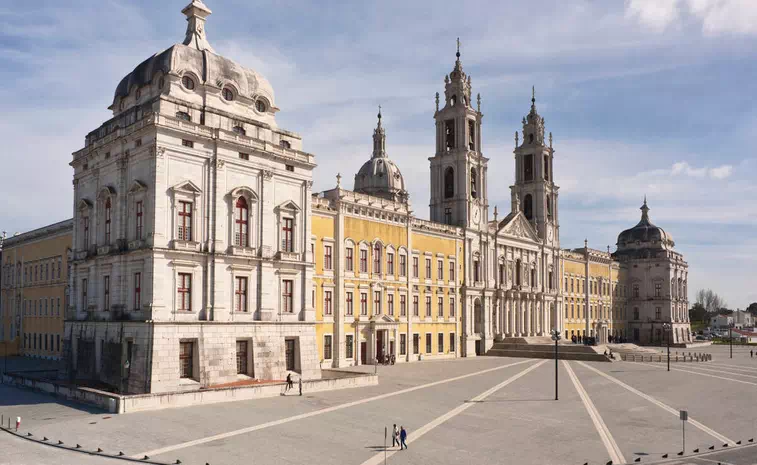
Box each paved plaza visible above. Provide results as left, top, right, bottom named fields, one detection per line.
left=2, top=345, right=757, bottom=465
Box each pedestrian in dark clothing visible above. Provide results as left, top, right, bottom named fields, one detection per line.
left=392, top=424, right=400, bottom=448
left=286, top=373, right=293, bottom=392
left=751, top=350, right=753, bottom=358
left=298, top=377, right=303, bottom=396
left=400, top=426, right=408, bottom=450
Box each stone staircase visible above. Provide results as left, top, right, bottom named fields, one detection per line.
left=486, top=338, right=611, bottom=362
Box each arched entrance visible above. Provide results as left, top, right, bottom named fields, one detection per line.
left=474, top=298, right=483, bottom=355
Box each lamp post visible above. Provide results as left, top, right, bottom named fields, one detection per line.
left=662, top=322, right=671, bottom=371
left=729, top=322, right=734, bottom=359
left=550, top=329, right=561, bottom=400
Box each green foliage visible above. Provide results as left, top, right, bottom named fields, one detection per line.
left=689, top=303, right=708, bottom=323
left=747, top=302, right=757, bottom=316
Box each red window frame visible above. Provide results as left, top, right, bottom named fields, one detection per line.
left=282, top=218, right=294, bottom=252
left=235, top=276, right=248, bottom=312
left=450, top=297, right=456, bottom=317
left=449, top=261, right=455, bottom=282
left=136, top=201, right=144, bottom=240
left=324, top=245, right=332, bottom=270
left=413, top=257, right=419, bottom=278
left=235, top=197, right=249, bottom=247
left=104, top=198, right=112, bottom=244
left=324, top=290, right=332, bottom=315
left=388, top=294, right=394, bottom=316
left=400, top=255, right=407, bottom=277
left=178, top=201, right=193, bottom=241
left=438, top=260, right=444, bottom=280
left=438, top=296, right=444, bottom=318
left=346, top=292, right=353, bottom=316
left=425, top=259, right=432, bottom=279
left=387, top=253, right=394, bottom=275
left=413, top=296, right=419, bottom=316
left=178, top=273, right=192, bottom=311
left=373, top=291, right=381, bottom=315
left=373, top=244, right=381, bottom=274
left=359, top=250, right=368, bottom=273
left=360, top=293, right=367, bottom=315
left=400, top=295, right=407, bottom=316
left=134, top=272, right=141, bottom=310
left=282, top=279, right=293, bottom=312
left=425, top=296, right=431, bottom=317
left=345, top=248, right=354, bottom=271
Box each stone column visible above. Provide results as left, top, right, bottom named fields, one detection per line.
left=525, top=297, right=532, bottom=336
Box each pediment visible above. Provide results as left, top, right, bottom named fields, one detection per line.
left=128, top=180, right=148, bottom=194
left=97, top=186, right=117, bottom=200
left=229, top=186, right=259, bottom=201
left=77, top=199, right=93, bottom=211
left=171, top=180, right=202, bottom=194
left=370, top=314, right=397, bottom=324
left=498, top=211, right=540, bottom=242
left=276, top=200, right=301, bottom=213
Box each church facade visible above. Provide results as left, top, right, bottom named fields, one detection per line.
left=59, top=1, right=691, bottom=394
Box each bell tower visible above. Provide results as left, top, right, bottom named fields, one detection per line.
left=511, top=88, right=559, bottom=247
left=429, top=40, right=487, bottom=230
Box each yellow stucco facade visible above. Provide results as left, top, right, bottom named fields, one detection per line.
left=311, top=188, right=463, bottom=366
left=0, top=220, right=72, bottom=359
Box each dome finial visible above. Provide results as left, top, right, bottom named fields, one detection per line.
left=377, top=105, right=382, bottom=125
left=181, top=0, right=215, bottom=52
left=640, top=195, right=650, bottom=223
left=336, top=172, right=342, bottom=188
left=372, top=108, right=387, bottom=159
left=456, top=37, right=461, bottom=59
left=532, top=85, right=536, bottom=105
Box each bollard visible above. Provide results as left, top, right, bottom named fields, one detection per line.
left=15, top=416, right=20, bottom=432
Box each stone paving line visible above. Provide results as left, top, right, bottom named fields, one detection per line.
left=357, top=360, right=547, bottom=465
left=672, top=364, right=757, bottom=380
left=576, top=361, right=735, bottom=446
left=645, top=361, right=757, bottom=387
left=563, top=361, right=626, bottom=464
left=135, top=358, right=537, bottom=459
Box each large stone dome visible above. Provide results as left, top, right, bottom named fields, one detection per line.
left=353, top=111, right=408, bottom=202
left=616, top=198, right=674, bottom=250
left=111, top=1, right=275, bottom=117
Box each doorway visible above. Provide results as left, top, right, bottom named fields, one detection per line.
left=376, top=330, right=385, bottom=361
left=360, top=342, right=367, bottom=365
left=285, top=339, right=296, bottom=371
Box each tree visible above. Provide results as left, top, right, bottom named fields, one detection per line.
left=747, top=302, right=757, bottom=317
left=689, top=303, right=708, bottom=323
left=695, top=289, right=727, bottom=314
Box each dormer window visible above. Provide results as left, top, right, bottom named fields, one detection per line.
left=232, top=126, right=246, bottom=136
left=280, top=140, right=291, bottom=149
left=255, top=100, right=267, bottom=113
left=176, top=111, right=191, bottom=122
left=182, top=76, right=195, bottom=90
left=222, top=87, right=234, bottom=101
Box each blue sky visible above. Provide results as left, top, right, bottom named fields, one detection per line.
left=1, top=0, right=755, bottom=307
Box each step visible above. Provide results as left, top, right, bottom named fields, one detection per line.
left=486, top=348, right=610, bottom=362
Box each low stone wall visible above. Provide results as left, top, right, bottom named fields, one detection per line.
left=2, top=369, right=377, bottom=414
left=620, top=352, right=712, bottom=362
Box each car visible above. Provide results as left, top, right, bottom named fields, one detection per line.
left=695, top=335, right=706, bottom=341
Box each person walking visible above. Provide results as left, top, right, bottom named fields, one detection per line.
left=400, top=426, right=408, bottom=450
left=298, top=376, right=303, bottom=396
left=285, top=373, right=293, bottom=393
left=392, top=424, right=400, bottom=448
left=751, top=349, right=753, bottom=358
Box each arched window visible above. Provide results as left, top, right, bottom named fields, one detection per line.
left=373, top=243, right=382, bottom=274
left=470, top=168, right=478, bottom=199
left=235, top=196, right=249, bottom=247
left=523, top=194, right=533, bottom=220
left=530, top=267, right=536, bottom=287
left=450, top=95, right=457, bottom=107
left=546, top=197, right=552, bottom=220
left=222, top=87, right=234, bottom=101
left=256, top=100, right=267, bottom=113
left=529, top=133, right=534, bottom=144
left=444, top=167, right=454, bottom=199
left=104, top=198, right=112, bottom=244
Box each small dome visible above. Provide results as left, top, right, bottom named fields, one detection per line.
left=112, top=1, right=275, bottom=112
left=616, top=198, right=674, bottom=249
left=353, top=109, right=408, bottom=202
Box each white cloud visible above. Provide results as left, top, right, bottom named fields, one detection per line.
left=626, top=0, right=757, bottom=35
left=671, top=161, right=732, bottom=179
left=709, top=164, right=733, bottom=179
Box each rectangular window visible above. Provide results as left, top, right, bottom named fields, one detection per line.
left=103, top=276, right=110, bottom=311
left=444, top=208, right=452, bottom=225
left=324, top=335, right=332, bottom=360
left=425, top=333, right=432, bottom=353
left=360, top=293, right=368, bottom=315
left=239, top=152, right=250, bottom=160
left=236, top=340, right=248, bottom=374
left=474, top=260, right=480, bottom=283
left=413, top=334, right=419, bottom=354
left=399, top=255, right=407, bottom=277
left=524, top=154, right=534, bottom=181
left=633, top=284, right=640, bottom=298
left=346, top=292, right=354, bottom=316
left=180, top=342, right=194, bottom=378
left=654, top=282, right=661, bottom=298
left=346, top=335, right=354, bottom=359
left=235, top=276, right=248, bottom=312
left=134, top=272, right=142, bottom=310
left=438, top=260, right=444, bottom=281
left=345, top=248, right=354, bottom=271
left=57, top=297, right=60, bottom=316
left=400, top=334, right=407, bottom=355
left=450, top=333, right=456, bottom=352
left=178, top=273, right=192, bottom=311
left=373, top=291, right=381, bottom=315
left=182, top=139, right=194, bottom=148
left=387, top=253, right=394, bottom=275
left=438, top=333, right=444, bottom=353
left=413, top=296, right=419, bottom=317
left=413, top=257, right=419, bottom=278
left=425, top=259, right=432, bottom=279
left=373, top=244, right=381, bottom=274
left=324, top=290, right=333, bottom=315
left=400, top=295, right=407, bottom=316
left=136, top=201, right=144, bottom=240
left=655, top=307, right=661, bottom=320
left=324, top=245, right=332, bottom=270
left=178, top=201, right=193, bottom=241
left=449, top=297, right=456, bottom=318
left=444, top=120, right=455, bottom=151
left=56, top=334, right=60, bottom=352
left=282, top=280, right=293, bottom=313
left=282, top=218, right=294, bottom=252
left=285, top=164, right=295, bottom=172
left=449, top=261, right=455, bottom=282
left=360, top=250, right=368, bottom=273
left=388, top=294, right=394, bottom=316
left=438, top=296, right=444, bottom=318
left=83, top=216, right=90, bottom=250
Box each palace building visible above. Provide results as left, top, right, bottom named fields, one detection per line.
left=46, top=1, right=691, bottom=394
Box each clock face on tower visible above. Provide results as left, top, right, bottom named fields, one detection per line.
left=472, top=208, right=480, bottom=225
